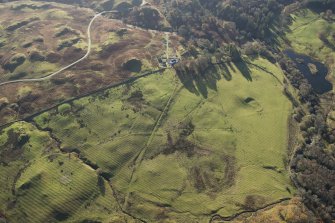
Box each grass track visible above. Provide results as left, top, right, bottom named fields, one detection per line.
left=31, top=58, right=295, bottom=221
left=0, top=122, right=139, bottom=222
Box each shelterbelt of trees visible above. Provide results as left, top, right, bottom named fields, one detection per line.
left=281, top=2, right=335, bottom=221
left=279, top=55, right=335, bottom=223
left=305, top=0, right=335, bottom=11
left=164, top=0, right=335, bottom=44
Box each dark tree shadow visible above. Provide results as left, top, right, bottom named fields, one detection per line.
left=177, top=72, right=200, bottom=96
left=191, top=65, right=221, bottom=98
left=235, top=60, right=252, bottom=81
left=194, top=76, right=208, bottom=98
left=264, top=17, right=293, bottom=52
left=98, top=176, right=106, bottom=196
left=320, top=37, right=335, bottom=51
left=175, top=59, right=253, bottom=98
left=227, top=62, right=237, bottom=73
left=203, top=65, right=221, bottom=91
left=221, top=63, right=232, bottom=81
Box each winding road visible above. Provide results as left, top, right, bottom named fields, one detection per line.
left=0, top=11, right=115, bottom=87
left=0, top=8, right=176, bottom=87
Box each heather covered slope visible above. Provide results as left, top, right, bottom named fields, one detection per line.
left=0, top=1, right=173, bottom=125
left=0, top=0, right=335, bottom=222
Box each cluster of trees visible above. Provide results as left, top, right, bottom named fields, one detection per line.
left=321, top=9, right=334, bottom=21
left=174, top=55, right=212, bottom=79
left=291, top=135, right=335, bottom=222
left=173, top=43, right=248, bottom=97
left=149, top=0, right=297, bottom=69
left=279, top=57, right=318, bottom=106
left=127, top=6, right=167, bottom=30
left=319, top=31, right=335, bottom=51
left=279, top=56, right=335, bottom=222
left=242, top=41, right=276, bottom=63
left=305, top=0, right=335, bottom=12
left=174, top=44, right=241, bottom=78
left=211, top=0, right=293, bottom=41
left=165, top=0, right=237, bottom=44
left=164, top=0, right=294, bottom=45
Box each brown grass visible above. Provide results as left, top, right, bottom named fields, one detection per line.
left=0, top=2, right=179, bottom=125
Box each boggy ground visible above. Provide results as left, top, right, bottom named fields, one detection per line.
left=0, top=1, right=176, bottom=125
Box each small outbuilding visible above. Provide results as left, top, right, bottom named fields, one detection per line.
left=168, top=58, right=179, bottom=66
left=158, top=56, right=180, bottom=68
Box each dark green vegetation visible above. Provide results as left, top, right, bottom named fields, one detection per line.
left=280, top=7, right=335, bottom=222
left=0, top=0, right=335, bottom=222
left=165, top=0, right=292, bottom=42
left=305, top=0, right=335, bottom=12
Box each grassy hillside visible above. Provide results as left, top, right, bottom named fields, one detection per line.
left=0, top=122, right=138, bottom=222
left=0, top=122, right=58, bottom=218
left=0, top=1, right=167, bottom=125
left=1, top=1, right=334, bottom=222
left=34, top=57, right=294, bottom=221
left=286, top=9, right=335, bottom=83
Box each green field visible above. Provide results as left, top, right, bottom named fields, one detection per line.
left=1, top=2, right=333, bottom=222
left=32, top=57, right=294, bottom=222
left=0, top=122, right=136, bottom=222
left=286, top=9, right=335, bottom=80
